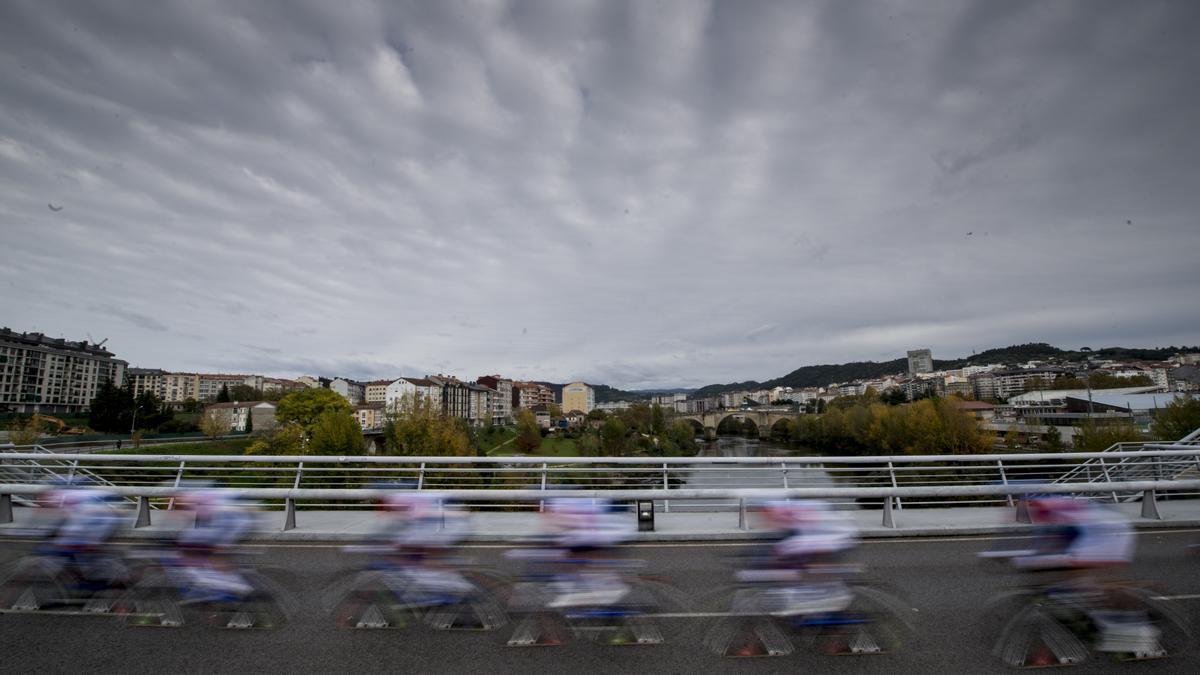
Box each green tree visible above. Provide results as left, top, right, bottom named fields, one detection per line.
left=88, top=381, right=133, bottom=433
left=1074, top=420, right=1143, bottom=452
left=650, top=404, right=665, bottom=435
left=600, top=417, right=628, bottom=455
left=577, top=431, right=600, bottom=457
left=216, top=384, right=231, bottom=403
left=246, top=422, right=305, bottom=455
left=308, top=409, right=365, bottom=455
left=514, top=409, right=542, bottom=453
left=586, top=409, right=608, bottom=422
left=228, top=384, right=263, bottom=401
left=1041, top=425, right=1066, bottom=452
left=1149, top=396, right=1200, bottom=441
left=244, top=409, right=253, bottom=435
left=275, top=388, right=353, bottom=431
left=180, top=398, right=202, bottom=413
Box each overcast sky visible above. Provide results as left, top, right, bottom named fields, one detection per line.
left=2, top=1, right=1198, bottom=389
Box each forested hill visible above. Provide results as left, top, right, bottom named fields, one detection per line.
left=688, top=343, right=1194, bottom=398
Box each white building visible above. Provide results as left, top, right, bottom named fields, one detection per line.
left=204, top=401, right=277, bottom=432
left=384, top=377, right=443, bottom=411
left=330, top=378, right=366, bottom=405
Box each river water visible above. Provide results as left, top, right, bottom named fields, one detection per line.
left=673, top=436, right=845, bottom=511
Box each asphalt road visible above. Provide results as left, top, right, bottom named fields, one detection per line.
left=3, top=529, right=1200, bottom=674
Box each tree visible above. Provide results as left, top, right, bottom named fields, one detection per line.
left=216, top=384, right=231, bottom=403
left=228, top=384, right=262, bottom=401
left=586, top=409, right=608, bottom=422
left=308, top=410, right=365, bottom=456
left=600, top=417, right=628, bottom=455
left=1074, top=420, right=1143, bottom=452
left=246, top=422, right=305, bottom=455
left=650, top=404, right=665, bottom=435
left=180, top=398, right=202, bottom=414
left=88, top=381, right=133, bottom=433
left=1042, top=426, right=1066, bottom=452
left=384, top=393, right=471, bottom=456
left=244, top=409, right=253, bottom=435
left=1149, top=396, right=1200, bottom=441
left=514, top=409, right=542, bottom=453
left=275, top=388, right=353, bottom=431
left=548, top=403, right=563, bottom=419
left=200, top=411, right=227, bottom=440
left=6, top=415, right=45, bottom=445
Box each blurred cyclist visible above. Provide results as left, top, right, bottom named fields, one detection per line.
left=541, top=497, right=635, bottom=608
left=367, top=492, right=475, bottom=599
left=173, top=490, right=259, bottom=601
left=1016, top=497, right=1157, bottom=654
left=44, top=486, right=129, bottom=589
left=753, top=499, right=858, bottom=616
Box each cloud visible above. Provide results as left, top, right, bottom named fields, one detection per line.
left=1, top=0, right=1198, bottom=388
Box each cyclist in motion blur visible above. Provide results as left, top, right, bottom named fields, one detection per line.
left=1009, top=497, right=1160, bottom=655
left=753, top=499, right=858, bottom=616
left=173, top=489, right=259, bottom=602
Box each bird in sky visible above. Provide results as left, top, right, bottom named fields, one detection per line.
left=966, top=231, right=973, bottom=236
left=47, top=203, right=63, bottom=212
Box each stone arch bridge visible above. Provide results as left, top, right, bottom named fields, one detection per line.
left=679, top=409, right=802, bottom=440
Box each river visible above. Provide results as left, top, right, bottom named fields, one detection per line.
left=672, top=436, right=846, bottom=511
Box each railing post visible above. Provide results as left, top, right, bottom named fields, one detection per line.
left=781, top=462, right=789, bottom=490
left=1099, top=457, right=1118, bottom=503
left=134, top=495, right=152, bottom=528
left=293, top=462, right=304, bottom=489
left=662, top=463, right=670, bottom=513
left=68, top=459, right=78, bottom=483
left=283, top=498, right=296, bottom=531
left=1015, top=495, right=1031, bottom=523
left=1141, top=488, right=1162, bottom=520
left=738, top=497, right=747, bottom=530
left=167, top=460, right=186, bottom=511
left=996, top=459, right=1014, bottom=507
left=887, top=461, right=902, bottom=510
left=0, top=494, right=12, bottom=524
left=539, top=463, right=548, bottom=513
left=882, top=495, right=896, bottom=528
left=417, top=462, right=426, bottom=490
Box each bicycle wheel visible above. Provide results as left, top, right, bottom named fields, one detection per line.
left=989, top=600, right=1090, bottom=667
left=329, top=573, right=419, bottom=630
left=808, top=584, right=914, bottom=656
left=1107, top=585, right=1192, bottom=659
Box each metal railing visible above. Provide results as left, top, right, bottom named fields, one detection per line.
left=2, top=445, right=1200, bottom=517
left=1052, top=427, right=1200, bottom=495
left=1, top=477, right=1197, bottom=533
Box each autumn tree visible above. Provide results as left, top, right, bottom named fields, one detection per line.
left=384, top=393, right=471, bottom=456
left=514, top=409, right=542, bottom=453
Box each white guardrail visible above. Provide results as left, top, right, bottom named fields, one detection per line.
left=2, top=443, right=1200, bottom=531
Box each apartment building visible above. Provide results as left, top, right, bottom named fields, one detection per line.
left=364, top=379, right=394, bottom=404
left=354, top=403, right=386, bottom=430
left=204, top=401, right=277, bottom=433
left=330, top=377, right=366, bottom=405
left=0, top=328, right=127, bottom=414
left=907, top=349, right=934, bottom=375
left=384, top=377, right=443, bottom=411
left=465, top=383, right=496, bottom=426
left=561, top=381, right=595, bottom=414
left=476, top=375, right=513, bottom=424
left=197, top=374, right=263, bottom=401
left=429, top=376, right=471, bottom=419
left=512, top=381, right=555, bottom=410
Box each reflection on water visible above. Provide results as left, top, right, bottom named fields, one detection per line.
left=695, top=436, right=796, bottom=458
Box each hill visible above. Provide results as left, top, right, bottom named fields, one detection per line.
left=689, top=343, right=1194, bottom=398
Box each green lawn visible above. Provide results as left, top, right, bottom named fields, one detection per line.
left=532, top=436, right=579, bottom=457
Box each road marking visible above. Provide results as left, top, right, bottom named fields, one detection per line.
left=1153, top=594, right=1200, bottom=601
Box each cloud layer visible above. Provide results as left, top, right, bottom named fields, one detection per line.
left=2, top=0, right=1198, bottom=387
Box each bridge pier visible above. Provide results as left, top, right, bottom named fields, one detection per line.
left=704, top=427, right=716, bottom=442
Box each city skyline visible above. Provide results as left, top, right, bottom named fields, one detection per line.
left=2, top=1, right=1199, bottom=389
